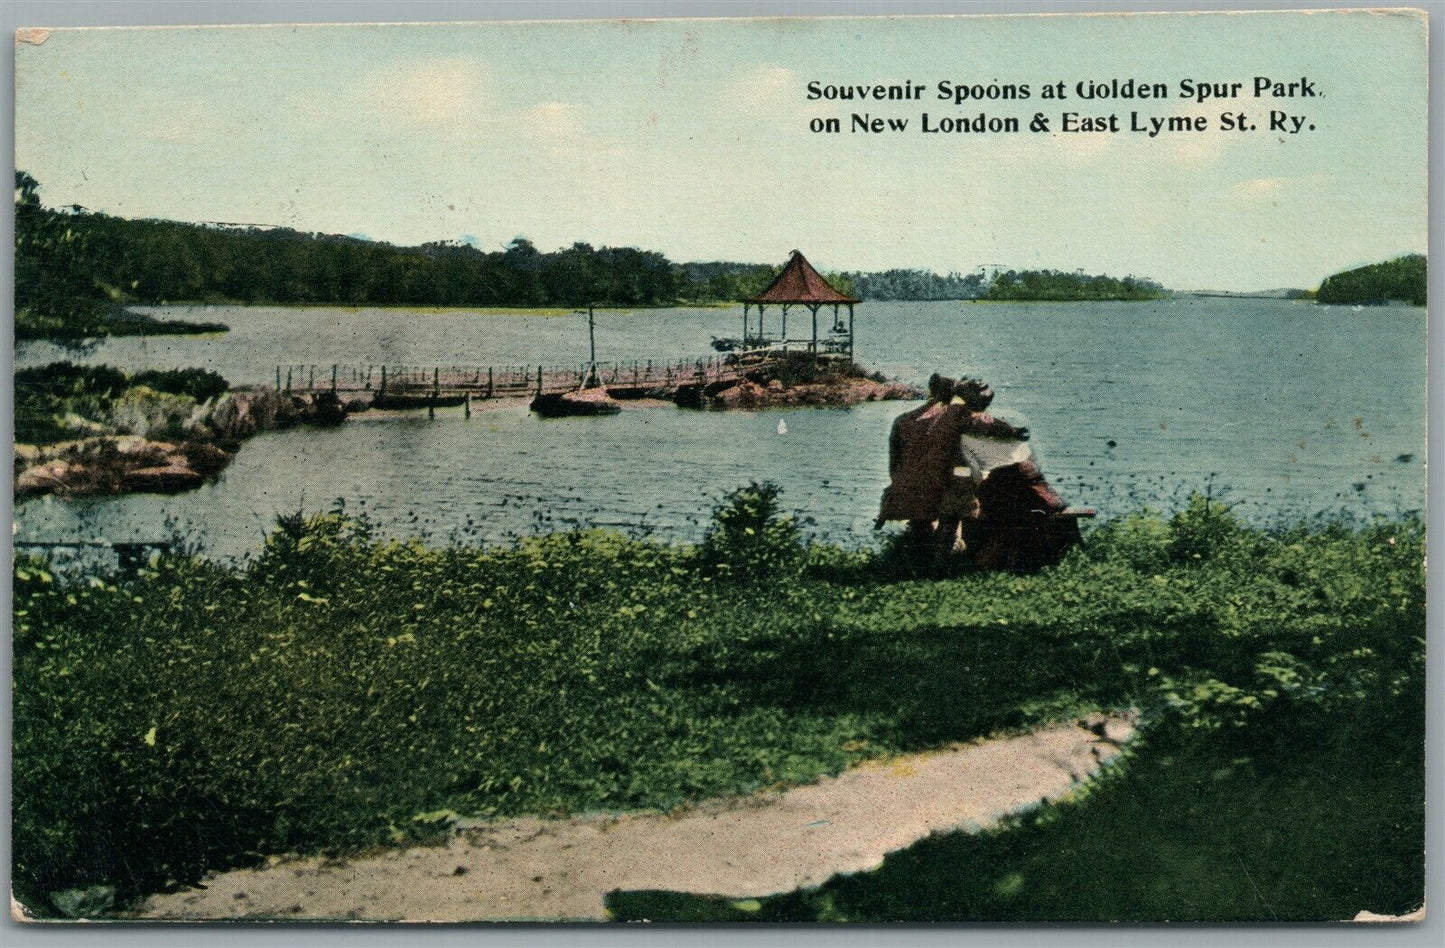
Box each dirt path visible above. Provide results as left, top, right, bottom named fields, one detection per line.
left=140, top=714, right=1135, bottom=922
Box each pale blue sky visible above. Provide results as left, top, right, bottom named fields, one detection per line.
left=15, top=10, right=1428, bottom=290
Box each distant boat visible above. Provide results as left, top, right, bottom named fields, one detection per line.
left=777, top=419, right=788, bottom=434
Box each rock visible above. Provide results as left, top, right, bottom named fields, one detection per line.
left=15, top=460, right=76, bottom=496
left=121, top=462, right=207, bottom=494
left=531, top=389, right=622, bottom=417
left=15, top=387, right=347, bottom=501
left=179, top=440, right=235, bottom=479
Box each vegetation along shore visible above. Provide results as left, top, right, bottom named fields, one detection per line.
left=13, top=363, right=345, bottom=498
left=12, top=485, right=1424, bottom=920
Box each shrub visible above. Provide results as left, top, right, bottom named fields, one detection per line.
left=130, top=368, right=229, bottom=403
left=1166, top=492, right=1247, bottom=564
left=12, top=362, right=231, bottom=446
left=16, top=362, right=130, bottom=397
left=103, top=387, right=198, bottom=439
left=698, top=481, right=805, bottom=580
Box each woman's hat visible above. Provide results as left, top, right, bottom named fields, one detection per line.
left=955, top=377, right=994, bottom=409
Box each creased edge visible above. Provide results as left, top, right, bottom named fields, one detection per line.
left=1350, top=904, right=1425, bottom=923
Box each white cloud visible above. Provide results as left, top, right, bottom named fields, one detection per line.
left=359, top=57, right=492, bottom=132
left=519, top=100, right=627, bottom=163
left=523, top=101, right=584, bottom=142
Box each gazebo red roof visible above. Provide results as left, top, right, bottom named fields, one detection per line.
left=748, top=250, right=860, bottom=304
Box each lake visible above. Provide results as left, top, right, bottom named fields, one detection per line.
left=14, top=299, right=1426, bottom=560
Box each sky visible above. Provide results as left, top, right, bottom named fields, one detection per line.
left=14, top=10, right=1429, bottom=291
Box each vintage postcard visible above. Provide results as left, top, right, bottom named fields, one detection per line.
left=10, top=8, right=1428, bottom=923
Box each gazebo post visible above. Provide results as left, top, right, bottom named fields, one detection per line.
left=811, top=306, right=818, bottom=354
left=848, top=304, right=855, bottom=359
left=781, top=304, right=788, bottom=348
left=742, top=303, right=749, bottom=346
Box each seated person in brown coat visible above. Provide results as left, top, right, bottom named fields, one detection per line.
left=876, top=373, right=957, bottom=560
left=952, top=379, right=1078, bottom=571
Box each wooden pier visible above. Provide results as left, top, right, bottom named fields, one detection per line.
left=250, top=349, right=836, bottom=409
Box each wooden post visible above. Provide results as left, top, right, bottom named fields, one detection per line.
left=781, top=305, right=788, bottom=344
left=812, top=308, right=819, bottom=354
left=379, top=366, right=387, bottom=399
left=536, top=365, right=543, bottom=395
left=428, top=394, right=435, bottom=419
left=464, top=392, right=471, bottom=418
left=275, top=366, right=281, bottom=391
left=308, top=365, right=315, bottom=391
left=286, top=367, right=292, bottom=392
left=487, top=366, right=493, bottom=398
left=433, top=367, right=440, bottom=397
left=331, top=364, right=338, bottom=392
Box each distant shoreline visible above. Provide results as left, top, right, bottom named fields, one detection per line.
left=131, top=301, right=740, bottom=316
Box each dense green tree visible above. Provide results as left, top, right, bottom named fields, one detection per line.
left=984, top=269, right=1169, bottom=301
left=1316, top=254, right=1426, bottom=306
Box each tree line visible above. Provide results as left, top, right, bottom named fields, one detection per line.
left=983, top=269, right=1170, bottom=301
left=843, top=269, right=986, bottom=300
left=1316, top=254, right=1426, bottom=306
left=18, top=172, right=905, bottom=332
left=21, top=172, right=1188, bottom=340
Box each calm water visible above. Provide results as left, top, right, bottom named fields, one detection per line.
left=15, top=299, right=1426, bottom=559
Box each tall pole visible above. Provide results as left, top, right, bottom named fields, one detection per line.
left=586, top=305, right=599, bottom=387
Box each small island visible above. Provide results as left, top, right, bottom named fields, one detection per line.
left=981, top=268, right=1170, bottom=301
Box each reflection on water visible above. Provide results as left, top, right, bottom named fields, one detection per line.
left=15, top=299, right=1426, bottom=559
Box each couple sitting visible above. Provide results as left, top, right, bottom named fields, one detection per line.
left=877, top=373, right=1081, bottom=572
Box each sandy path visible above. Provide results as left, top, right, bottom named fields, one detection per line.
left=140, top=714, right=1135, bottom=922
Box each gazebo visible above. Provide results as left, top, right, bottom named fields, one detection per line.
left=742, top=250, right=860, bottom=358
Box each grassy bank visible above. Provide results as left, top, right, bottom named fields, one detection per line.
left=11, top=488, right=1424, bottom=919
left=16, top=306, right=228, bottom=342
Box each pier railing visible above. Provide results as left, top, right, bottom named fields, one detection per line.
left=252, top=351, right=817, bottom=401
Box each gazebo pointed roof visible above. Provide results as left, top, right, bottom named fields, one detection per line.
left=748, top=250, right=860, bottom=305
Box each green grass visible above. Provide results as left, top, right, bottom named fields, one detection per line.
left=11, top=488, right=1425, bottom=919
